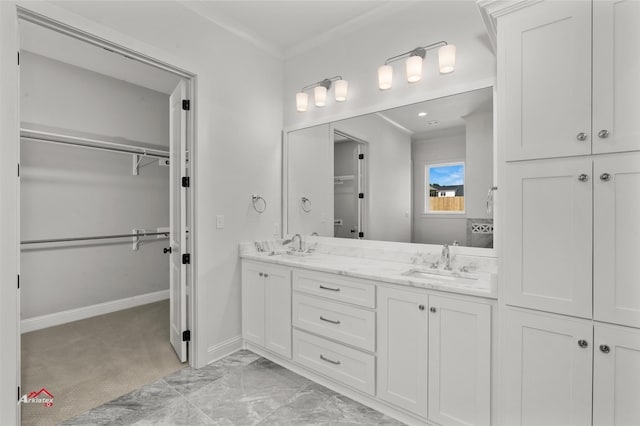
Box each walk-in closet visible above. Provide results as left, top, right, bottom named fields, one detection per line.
left=18, top=18, right=189, bottom=425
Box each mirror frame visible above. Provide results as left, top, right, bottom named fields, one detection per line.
left=282, top=82, right=498, bottom=258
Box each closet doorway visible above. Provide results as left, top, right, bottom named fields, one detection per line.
left=17, top=12, right=195, bottom=425
left=333, top=130, right=367, bottom=239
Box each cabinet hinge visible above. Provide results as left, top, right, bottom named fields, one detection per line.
left=18, top=386, right=21, bottom=401
left=358, top=193, right=364, bottom=199
left=17, top=163, right=20, bottom=177
left=358, top=232, right=364, bottom=238
left=182, top=100, right=190, bottom=111
left=17, top=275, right=20, bottom=289
left=358, top=153, right=364, bottom=160
left=182, top=330, right=191, bottom=341
left=181, top=176, right=190, bottom=188
left=17, top=51, right=19, bottom=66
left=182, top=253, right=191, bottom=264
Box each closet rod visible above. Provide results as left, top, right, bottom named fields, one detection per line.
left=20, top=128, right=170, bottom=159
left=21, top=231, right=169, bottom=245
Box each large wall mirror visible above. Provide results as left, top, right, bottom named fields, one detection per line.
left=285, top=86, right=495, bottom=249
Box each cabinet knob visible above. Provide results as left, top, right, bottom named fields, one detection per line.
left=418, top=304, right=425, bottom=311
left=597, top=129, right=610, bottom=139
left=600, top=173, right=611, bottom=182
left=430, top=307, right=437, bottom=313
left=259, top=272, right=263, bottom=277
left=264, top=273, right=268, bottom=278
left=578, top=339, right=588, bottom=349
left=599, top=344, right=610, bottom=354
left=576, top=132, right=588, bottom=141
left=577, top=174, right=589, bottom=182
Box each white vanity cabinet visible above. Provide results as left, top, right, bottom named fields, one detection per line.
left=505, top=153, right=640, bottom=327
left=241, top=260, right=292, bottom=358
left=501, top=0, right=640, bottom=161
left=377, top=286, right=429, bottom=417
left=377, top=286, right=492, bottom=424
left=503, top=308, right=640, bottom=426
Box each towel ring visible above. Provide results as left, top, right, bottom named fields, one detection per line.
left=252, top=195, right=267, bottom=213
left=301, top=197, right=312, bottom=213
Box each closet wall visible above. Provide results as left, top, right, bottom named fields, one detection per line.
left=20, top=52, right=170, bottom=321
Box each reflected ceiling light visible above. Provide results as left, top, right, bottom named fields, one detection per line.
left=295, top=76, right=348, bottom=112
left=418, top=112, right=428, bottom=117
left=379, top=41, right=456, bottom=90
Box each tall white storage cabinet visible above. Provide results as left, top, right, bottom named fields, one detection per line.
left=494, top=0, right=640, bottom=424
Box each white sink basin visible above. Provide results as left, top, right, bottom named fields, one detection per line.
left=273, top=251, right=314, bottom=258
left=402, top=268, right=479, bottom=282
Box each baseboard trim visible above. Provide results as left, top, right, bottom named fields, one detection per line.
left=21, top=290, right=170, bottom=334
left=206, top=335, right=243, bottom=365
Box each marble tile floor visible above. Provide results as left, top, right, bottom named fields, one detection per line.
left=61, top=350, right=405, bottom=425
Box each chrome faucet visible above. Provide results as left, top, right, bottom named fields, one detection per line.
left=290, top=234, right=303, bottom=252
left=441, top=244, right=452, bottom=271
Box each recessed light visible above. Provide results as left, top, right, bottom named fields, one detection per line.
left=426, top=120, right=440, bottom=126
left=418, top=112, right=428, bottom=117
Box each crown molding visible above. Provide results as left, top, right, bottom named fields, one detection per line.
left=476, top=0, right=543, bottom=52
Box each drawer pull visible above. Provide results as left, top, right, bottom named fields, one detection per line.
left=319, top=316, right=341, bottom=325
left=320, top=354, right=341, bottom=365
left=319, top=285, right=341, bottom=292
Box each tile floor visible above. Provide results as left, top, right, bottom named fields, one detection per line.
left=61, top=350, right=404, bottom=425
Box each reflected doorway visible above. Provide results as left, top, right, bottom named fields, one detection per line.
left=333, top=131, right=367, bottom=239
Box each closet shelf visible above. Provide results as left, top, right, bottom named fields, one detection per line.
left=20, top=124, right=170, bottom=160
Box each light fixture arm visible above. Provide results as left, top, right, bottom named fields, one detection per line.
left=383, top=41, right=448, bottom=65
left=300, top=75, right=343, bottom=93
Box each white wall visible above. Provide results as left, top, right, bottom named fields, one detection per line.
left=412, top=128, right=467, bottom=245
left=464, top=108, right=494, bottom=218
left=333, top=114, right=412, bottom=242
left=283, top=1, right=495, bottom=129
left=20, top=52, right=170, bottom=319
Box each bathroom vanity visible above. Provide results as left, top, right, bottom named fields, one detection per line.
left=240, top=239, right=497, bottom=426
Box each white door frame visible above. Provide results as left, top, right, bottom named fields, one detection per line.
left=1, top=4, right=198, bottom=424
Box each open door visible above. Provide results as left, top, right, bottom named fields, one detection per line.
left=169, top=80, right=188, bottom=362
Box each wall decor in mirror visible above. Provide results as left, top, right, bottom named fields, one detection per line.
left=285, top=86, right=494, bottom=249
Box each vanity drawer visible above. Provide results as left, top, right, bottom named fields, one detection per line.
left=293, top=329, right=375, bottom=395
left=293, top=269, right=375, bottom=308
left=293, top=293, right=375, bottom=352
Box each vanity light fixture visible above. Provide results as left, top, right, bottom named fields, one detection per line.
left=296, top=76, right=348, bottom=112
left=378, top=41, right=456, bottom=90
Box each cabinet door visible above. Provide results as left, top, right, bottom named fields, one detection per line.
left=594, top=153, right=640, bottom=327
left=428, top=296, right=491, bottom=426
left=505, top=159, right=592, bottom=318
left=264, top=265, right=292, bottom=358
left=241, top=261, right=265, bottom=346
left=502, top=309, right=593, bottom=426
left=593, top=1, right=640, bottom=154
left=501, top=1, right=591, bottom=160
left=593, top=324, right=640, bottom=426
left=377, top=286, right=429, bottom=418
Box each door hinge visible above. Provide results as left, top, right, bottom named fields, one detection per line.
left=358, top=193, right=364, bottom=199
left=182, top=100, right=190, bottom=111
left=18, top=386, right=21, bottom=401
left=358, top=153, right=364, bottom=159
left=17, top=51, right=19, bottom=66
left=182, top=253, right=191, bottom=264
left=358, top=232, right=364, bottom=238
left=182, top=330, right=191, bottom=341
left=181, top=176, right=190, bottom=188
left=17, top=275, right=20, bottom=289
left=17, top=163, right=20, bottom=177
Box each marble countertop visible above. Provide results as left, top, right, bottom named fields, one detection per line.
left=241, top=250, right=497, bottom=300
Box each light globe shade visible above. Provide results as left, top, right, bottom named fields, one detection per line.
left=378, top=65, right=393, bottom=90
left=296, top=92, right=308, bottom=112
left=438, top=44, right=456, bottom=74
left=406, top=55, right=423, bottom=83
left=334, top=80, right=348, bottom=102
left=314, top=85, right=327, bottom=107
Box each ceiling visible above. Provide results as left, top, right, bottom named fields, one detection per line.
left=378, top=86, right=493, bottom=139
left=180, top=1, right=394, bottom=58
left=19, top=19, right=181, bottom=94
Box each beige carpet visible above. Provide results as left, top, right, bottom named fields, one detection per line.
left=21, top=300, right=186, bottom=426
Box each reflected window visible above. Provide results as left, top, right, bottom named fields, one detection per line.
left=425, top=162, right=465, bottom=214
